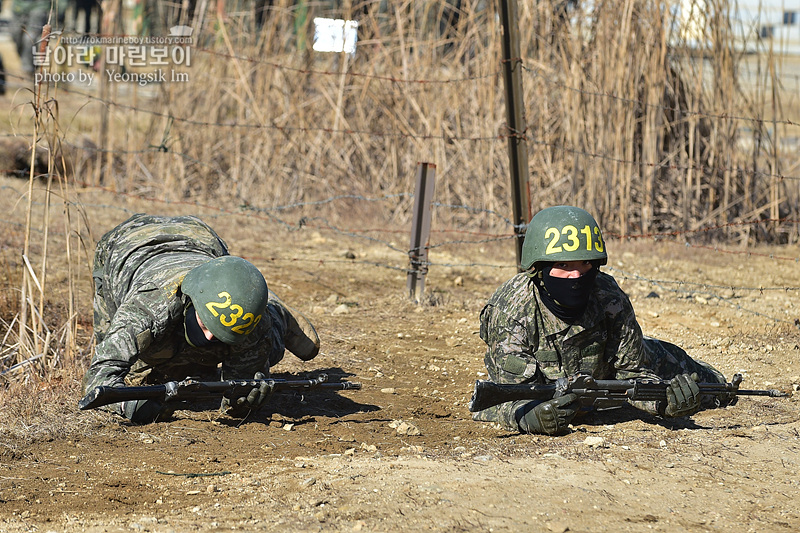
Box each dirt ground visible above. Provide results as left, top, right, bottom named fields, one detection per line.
left=1, top=176, right=799, bottom=532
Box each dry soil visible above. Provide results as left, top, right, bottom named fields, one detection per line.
left=1, top=177, right=799, bottom=533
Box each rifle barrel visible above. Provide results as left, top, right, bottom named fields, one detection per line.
left=734, top=388, right=788, bottom=398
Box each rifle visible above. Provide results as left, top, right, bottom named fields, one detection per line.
left=468, top=373, right=788, bottom=413
left=79, top=373, right=361, bottom=411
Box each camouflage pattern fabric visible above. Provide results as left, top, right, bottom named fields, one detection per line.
left=474, top=271, right=726, bottom=431
left=82, top=214, right=288, bottom=417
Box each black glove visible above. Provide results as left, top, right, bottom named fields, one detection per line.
left=661, top=373, right=702, bottom=418
left=222, top=372, right=274, bottom=417
left=123, top=399, right=168, bottom=424
left=515, top=393, right=579, bottom=435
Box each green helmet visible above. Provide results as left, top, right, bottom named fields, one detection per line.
left=181, top=256, right=268, bottom=345
left=520, top=206, right=608, bottom=270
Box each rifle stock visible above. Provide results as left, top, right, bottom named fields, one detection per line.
left=79, top=373, right=361, bottom=411
left=468, top=373, right=788, bottom=412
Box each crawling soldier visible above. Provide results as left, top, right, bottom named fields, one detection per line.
left=473, top=206, right=731, bottom=435
left=82, top=214, right=319, bottom=423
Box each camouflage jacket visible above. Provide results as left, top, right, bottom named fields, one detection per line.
left=474, top=271, right=663, bottom=430
left=82, top=215, right=281, bottom=416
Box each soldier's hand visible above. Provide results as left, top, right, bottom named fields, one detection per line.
left=223, top=372, right=274, bottom=417
left=123, top=399, right=173, bottom=424
left=662, top=373, right=701, bottom=418
left=240, top=372, right=274, bottom=409
left=515, top=393, right=579, bottom=435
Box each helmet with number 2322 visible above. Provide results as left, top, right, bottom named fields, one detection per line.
left=521, top=205, right=608, bottom=270
left=181, top=256, right=269, bottom=345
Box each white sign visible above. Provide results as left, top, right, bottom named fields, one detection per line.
left=313, top=17, right=359, bottom=55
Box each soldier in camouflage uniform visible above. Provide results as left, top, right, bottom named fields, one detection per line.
left=473, top=206, right=729, bottom=435
left=82, top=214, right=320, bottom=423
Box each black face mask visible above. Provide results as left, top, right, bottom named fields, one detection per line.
left=184, top=304, right=214, bottom=347
left=534, top=264, right=599, bottom=323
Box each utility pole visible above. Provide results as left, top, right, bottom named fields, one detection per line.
left=498, top=0, right=531, bottom=271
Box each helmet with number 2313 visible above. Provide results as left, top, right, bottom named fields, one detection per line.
left=521, top=205, right=608, bottom=270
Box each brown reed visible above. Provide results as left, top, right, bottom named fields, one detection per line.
left=73, top=0, right=798, bottom=242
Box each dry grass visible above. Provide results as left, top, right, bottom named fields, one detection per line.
left=0, top=369, right=97, bottom=455
left=40, top=0, right=793, bottom=240
left=1, top=22, right=91, bottom=391
left=5, top=1, right=798, bottom=235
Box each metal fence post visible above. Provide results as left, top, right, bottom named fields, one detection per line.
left=407, top=162, right=436, bottom=303
left=498, top=0, right=531, bottom=271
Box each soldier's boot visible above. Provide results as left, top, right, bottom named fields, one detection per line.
left=271, top=292, right=320, bottom=361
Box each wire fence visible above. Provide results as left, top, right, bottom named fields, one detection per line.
left=5, top=53, right=800, bottom=184
left=2, top=173, right=799, bottom=385
left=2, top=179, right=799, bottom=328
left=4, top=31, right=800, bottom=235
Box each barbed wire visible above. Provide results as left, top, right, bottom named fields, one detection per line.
left=7, top=65, right=800, bottom=186
left=4, top=176, right=800, bottom=255
left=249, top=254, right=411, bottom=273
left=37, top=83, right=503, bottom=143
left=2, top=36, right=799, bottom=318
left=249, top=193, right=412, bottom=212
left=6, top=38, right=799, bottom=137
left=606, top=266, right=795, bottom=325
left=194, top=46, right=502, bottom=85
left=607, top=266, right=800, bottom=293
left=431, top=201, right=514, bottom=226
left=606, top=219, right=800, bottom=241
left=521, top=62, right=800, bottom=130
left=522, top=135, right=800, bottom=183
left=7, top=56, right=800, bottom=130
left=675, top=241, right=800, bottom=263
left=4, top=184, right=800, bottom=297
left=25, top=90, right=800, bottom=185
left=3, top=71, right=499, bottom=143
